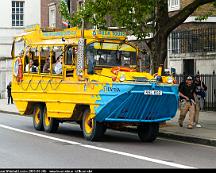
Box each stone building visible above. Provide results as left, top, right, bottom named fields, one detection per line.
left=167, top=0, right=216, bottom=75
left=0, top=0, right=41, bottom=98
left=41, top=0, right=83, bottom=29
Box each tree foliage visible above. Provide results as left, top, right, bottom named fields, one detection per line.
left=60, top=0, right=157, bottom=39
left=60, top=0, right=216, bottom=72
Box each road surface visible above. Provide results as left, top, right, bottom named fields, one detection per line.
left=0, top=112, right=216, bottom=169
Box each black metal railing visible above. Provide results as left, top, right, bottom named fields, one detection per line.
left=175, top=74, right=216, bottom=111
left=170, top=28, right=216, bottom=54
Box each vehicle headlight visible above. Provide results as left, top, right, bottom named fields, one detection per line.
left=167, top=77, right=173, bottom=84
left=119, top=74, right=126, bottom=82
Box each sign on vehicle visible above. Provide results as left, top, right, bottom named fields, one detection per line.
left=144, top=90, right=163, bottom=95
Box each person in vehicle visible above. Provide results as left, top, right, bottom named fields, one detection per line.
left=53, top=56, right=63, bottom=74
left=43, top=57, right=50, bottom=73
left=25, top=59, right=38, bottom=72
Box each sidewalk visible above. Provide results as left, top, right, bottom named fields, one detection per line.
left=0, top=99, right=19, bottom=115
left=0, top=98, right=216, bottom=146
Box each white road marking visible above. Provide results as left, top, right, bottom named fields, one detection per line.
left=0, top=124, right=195, bottom=169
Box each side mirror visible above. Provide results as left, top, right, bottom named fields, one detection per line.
left=171, top=68, right=176, bottom=75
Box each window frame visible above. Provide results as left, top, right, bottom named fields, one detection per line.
left=12, top=1, right=24, bottom=27
left=48, top=3, right=57, bottom=28
left=168, top=0, right=180, bottom=12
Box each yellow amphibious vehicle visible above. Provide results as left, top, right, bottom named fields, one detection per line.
left=11, top=24, right=178, bottom=142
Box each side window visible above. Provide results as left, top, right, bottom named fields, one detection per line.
left=25, top=48, right=39, bottom=73
left=65, top=46, right=75, bottom=65
left=52, top=46, right=63, bottom=75
left=86, top=44, right=97, bottom=74
left=40, top=47, right=51, bottom=74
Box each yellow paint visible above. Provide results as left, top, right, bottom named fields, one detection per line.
left=84, top=110, right=94, bottom=134
left=11, top=25, right=175, bottom=121
left=44, top=109, right=51, bottom=127
left=34, top=108, right=40, bottom=125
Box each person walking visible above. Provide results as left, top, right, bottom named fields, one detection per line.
left=7, top=82, right=13, bottom=105
left=194, top=74, right=207, bottom=128
left=178, top=76, right=196, bottom=129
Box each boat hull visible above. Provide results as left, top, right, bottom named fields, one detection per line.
left=95, top=83, right=179, bottom=123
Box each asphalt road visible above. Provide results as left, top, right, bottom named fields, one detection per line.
left=0, top=112, right=216, bottom=169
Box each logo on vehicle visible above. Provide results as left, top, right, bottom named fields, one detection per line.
left=103, top=86, right=120, bottom=92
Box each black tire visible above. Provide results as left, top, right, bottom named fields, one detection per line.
left=137, top=123, right=159, bottom=142
left=33, top=104, right=44, bottom=131
left=43, top=106, right=59, bottom=133
left=76, top=121, right=83, bottom=130
left=82, top=109, right=106, bottom=141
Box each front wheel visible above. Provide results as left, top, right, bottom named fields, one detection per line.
left=137, top=123, right=159, bottom=142
left=43, top=106, right=59, bottom=133
left=82, top=109, right=106, bottom=141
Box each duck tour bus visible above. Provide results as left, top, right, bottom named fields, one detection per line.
left=11, top=24, right=179, bottom=142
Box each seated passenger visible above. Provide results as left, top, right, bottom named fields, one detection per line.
left=53, top=56, right=63, bottom=75
left=43, top=57, right=50, bottom=73
left=25, top=59, right=38, bottom=72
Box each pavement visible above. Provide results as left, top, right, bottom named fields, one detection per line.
left=0, top=98, right=216, bottom=147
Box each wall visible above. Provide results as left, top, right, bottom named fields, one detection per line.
left=168, top=1, right=216, bottom=75
left=168, top=52, right=216, bottom=74
left=41, top=0, right=79, bottom=29
left=0, top=0, right=41, bottom=98
left=181, top=0, right=216, bottom=16
left=0, top=59, right=12, bottom=99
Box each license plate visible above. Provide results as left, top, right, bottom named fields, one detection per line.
left=144, top=90, right=163, bottom=95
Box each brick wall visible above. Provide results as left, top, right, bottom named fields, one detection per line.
left=174, top=22, right=216, bottom=31
left=41, top=0, right=79, bottom=29
left=181, top=0, right=216, bottom=16
left=41, top=0, right=49, bottom=28
left=169, top=1, right=216, bottom=31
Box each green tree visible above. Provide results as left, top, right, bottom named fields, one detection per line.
left=60, top=0, right=216, bottom=73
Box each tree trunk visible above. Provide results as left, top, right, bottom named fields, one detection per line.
left=149, top=32, right=168, bottom=74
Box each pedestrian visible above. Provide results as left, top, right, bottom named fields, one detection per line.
left=7, top=81, right=13, bottom=105
left=178, top=76, right=196, bottom=129
left=194, top=74, right=207, bottom=128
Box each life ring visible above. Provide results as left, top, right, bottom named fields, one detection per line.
left=14, top=57, right=23, bottom=82
left=111, top=66, right=136, bottom=75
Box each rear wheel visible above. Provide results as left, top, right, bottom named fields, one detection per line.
left=82, top=109, right=106, bottom=141
left=76, top=121, right=83, bottom=130
left=137, top=123, right=159, bottom=142
left=33, top=104, right=44, bottom=131
left=43, top=106, right=59, bottom=133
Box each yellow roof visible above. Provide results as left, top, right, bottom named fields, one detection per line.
left=30, top=38, right=80, bottom=46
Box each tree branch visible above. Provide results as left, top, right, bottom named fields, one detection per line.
left=167, top=0, right=216, bottom=33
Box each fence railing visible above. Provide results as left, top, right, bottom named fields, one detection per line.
left=170, top=28, right=216, bottom=54
left=175, top=74, right=216, bottom=111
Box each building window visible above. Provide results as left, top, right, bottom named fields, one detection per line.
left=169, top=32, right=180, bottom=54
left=169, top=28, right=216, bottom=55
left=49, top=4, right=56, bottom=28
left=12, top=1, right=24, bottom=27
left=168, top=0, right=180, bottom=12
left=77, top=0, right=84, bottom=10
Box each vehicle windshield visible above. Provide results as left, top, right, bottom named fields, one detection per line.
left=86, top=42, right=137, bottom=67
